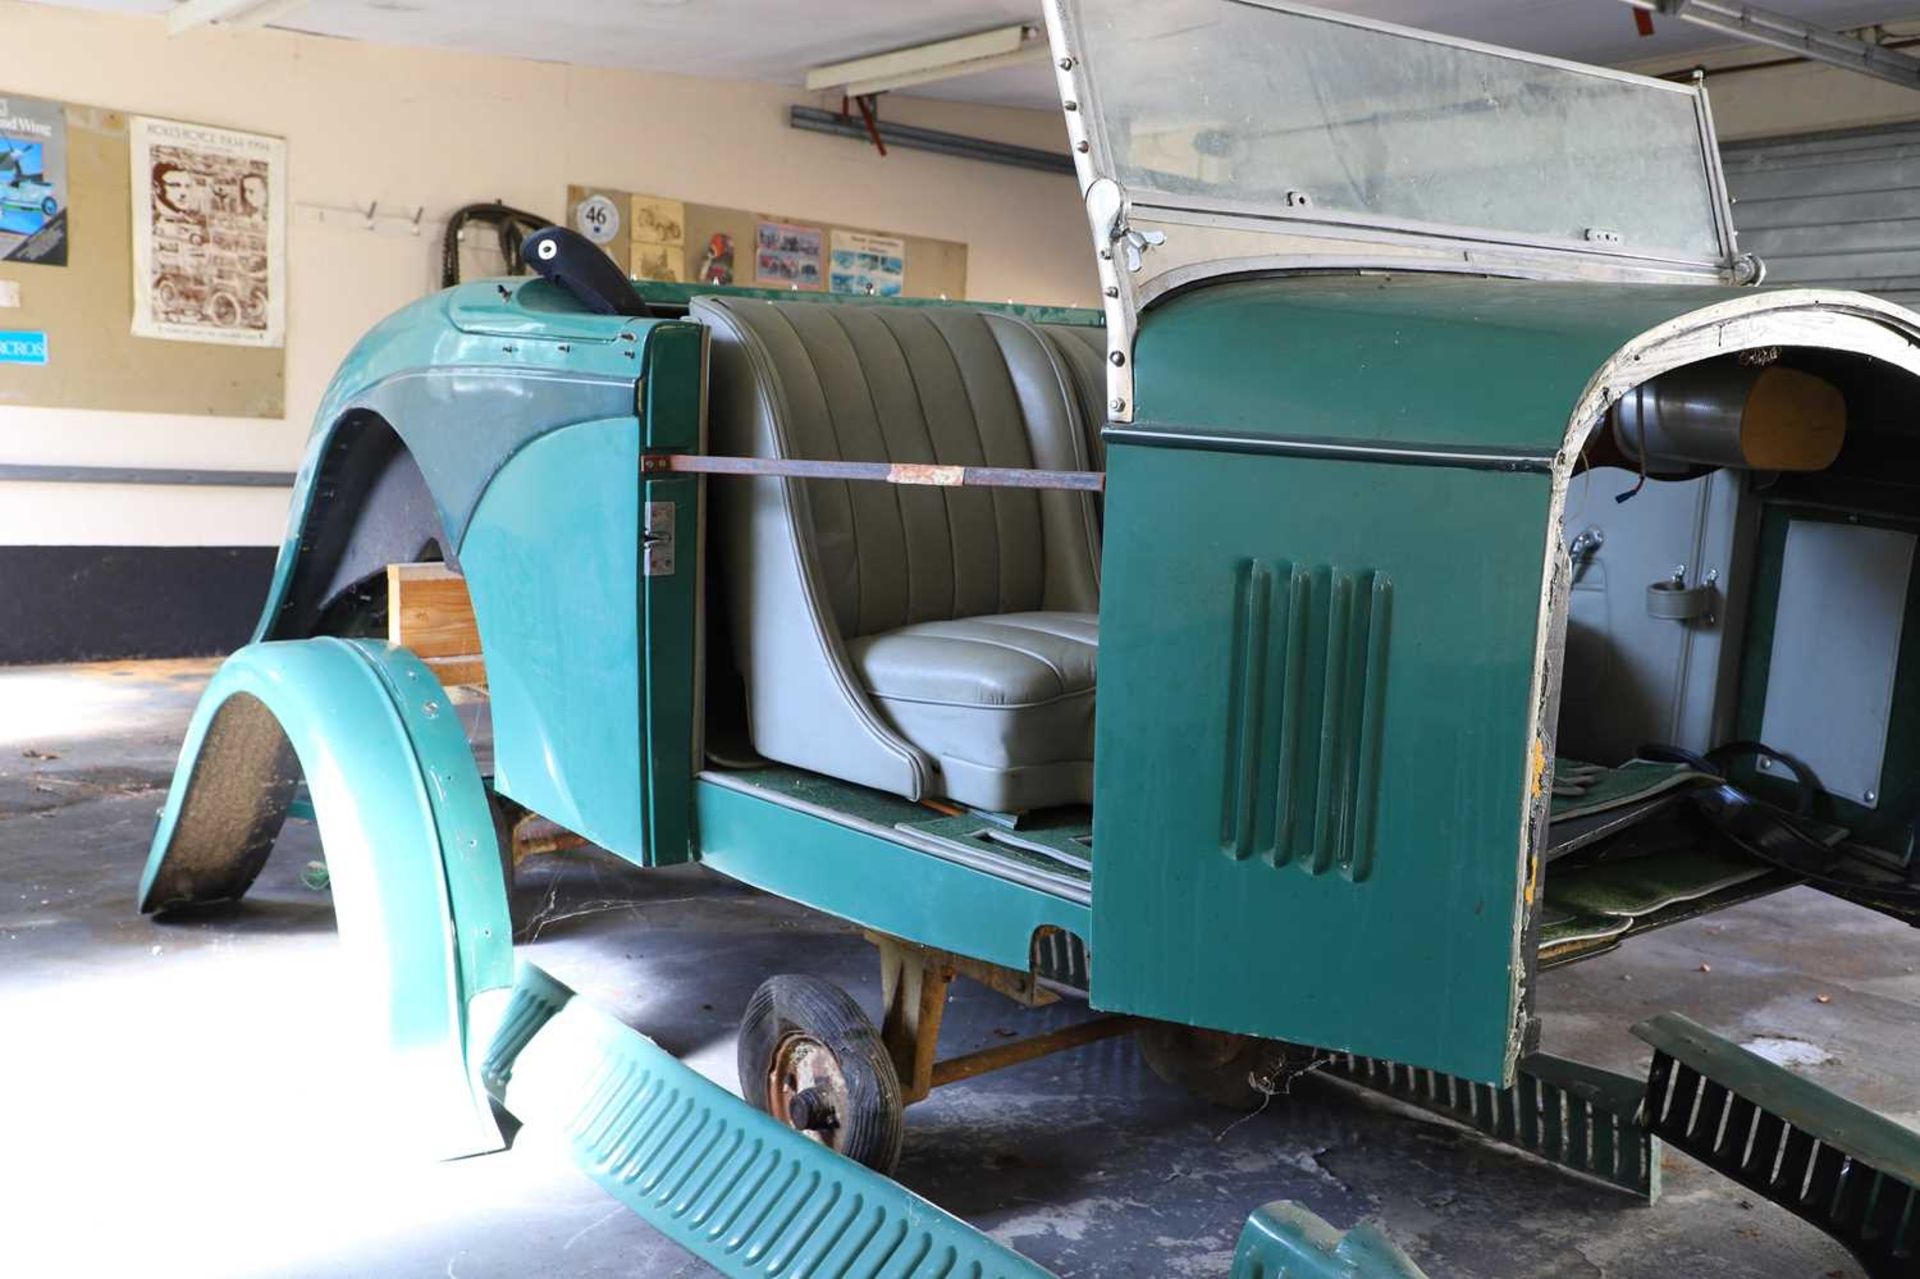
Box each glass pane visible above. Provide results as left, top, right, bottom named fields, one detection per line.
left=1076, top=0, right=1723, bottom=262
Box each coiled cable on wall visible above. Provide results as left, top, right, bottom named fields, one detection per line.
left=440, top=201, right=551, bottom=288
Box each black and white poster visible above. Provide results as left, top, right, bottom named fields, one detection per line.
left=130, top=115, right=285, bottom=346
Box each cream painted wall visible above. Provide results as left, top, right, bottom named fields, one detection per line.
left=0, top=0, right=1096, bottom=547
left=1704, top=60, right=1920, bottom=142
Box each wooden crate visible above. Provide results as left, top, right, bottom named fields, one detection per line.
left=386, top=562, right=486, bottom=687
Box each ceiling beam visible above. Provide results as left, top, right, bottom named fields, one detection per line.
left=1625, top=0, right=1920, bottom=89
left=805, top=23, right=1036, bottom=94
left=788, top=105, right=1074, bottom=175
left=168, top=0, right=308, bottom=36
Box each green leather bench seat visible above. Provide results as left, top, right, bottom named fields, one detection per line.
left=697, top=297, right=1105, bottom=811
left=847, top=611, right=1099, bottom=810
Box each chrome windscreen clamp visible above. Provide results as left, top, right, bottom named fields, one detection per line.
left=1084, top=177, right=1139, bottom=421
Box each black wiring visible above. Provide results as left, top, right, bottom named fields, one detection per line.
left=441, top=201, right=551, bottom=288
left=1639, top=740, right=1920, bottom=907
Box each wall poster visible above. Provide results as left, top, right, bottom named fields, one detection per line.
left=130, top=116, right=285, bottom=346
left=628, top=194, right=686, bottom=282
left=754, top=219, right=822, bottom=290
left=830, top=229, right=905, bottom=297
left=0, top=94, right=68, bottom=267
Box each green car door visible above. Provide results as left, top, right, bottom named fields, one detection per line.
left=1088, top=276, right=1771, bottom=1085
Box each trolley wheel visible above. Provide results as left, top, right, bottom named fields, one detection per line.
left=1136, top=1022, right=1320, bottom=1109
left=40, top=196, right=57, bottom=216
left=739, top=974, right=905, bottom=1173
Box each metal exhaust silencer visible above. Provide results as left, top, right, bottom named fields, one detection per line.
left=1611, top=360, right=1846, bottom=475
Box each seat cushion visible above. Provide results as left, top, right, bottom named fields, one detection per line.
left=846, top=612, right=1097, bottom=811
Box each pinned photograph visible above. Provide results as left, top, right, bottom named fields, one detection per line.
left=829, top=229, right=905, bottom=298
left=754, top=219, right=822, bottom=290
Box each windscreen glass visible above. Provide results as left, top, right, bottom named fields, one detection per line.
left=1073, top=0, right=1725, bottom=262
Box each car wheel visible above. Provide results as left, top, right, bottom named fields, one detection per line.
left=738, top=974, right=904, bottom=1173
left=1135, top=1022, right=1322, bottom=1109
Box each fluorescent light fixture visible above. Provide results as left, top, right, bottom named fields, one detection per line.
left=1625, top=0, right=1920, bottom=89
left=806, top=23, right=1038, bottom=95
left=168, top=0, right=309, bottom=36
left=842, top=45, right=1049, bottom=98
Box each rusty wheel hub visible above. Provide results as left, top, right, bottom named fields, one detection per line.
left=768, top=1033, right=850, bottom=1149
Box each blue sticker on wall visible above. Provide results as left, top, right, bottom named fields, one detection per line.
left=0, top=330, right=48, bottom=365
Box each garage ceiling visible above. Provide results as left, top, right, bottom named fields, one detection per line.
left=26, top=0, right=1920, bottom=110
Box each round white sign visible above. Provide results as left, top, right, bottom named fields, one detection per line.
left=574, top=194, right=621, bottom=246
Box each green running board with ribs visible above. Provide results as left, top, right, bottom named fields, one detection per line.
left=1636, top=1012, right=1918, bottom=1277
left=480, top=962, right=1428, bottom=1279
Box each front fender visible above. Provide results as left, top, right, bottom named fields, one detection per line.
left=140, top=638, right=514, bottom=1158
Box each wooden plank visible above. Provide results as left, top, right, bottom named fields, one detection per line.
left=422, top=654, right=487, bottom=687
left=386, top=562, right=481, bottom=658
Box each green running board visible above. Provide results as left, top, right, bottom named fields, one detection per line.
left=1636, top=1012, right=1918, bottom=1277
left=1327, top=1050, right=1660, bottom=1201
left=484, top=962, right=1057, bottom=1278
left=480, top=962, right=1428, bottom=1279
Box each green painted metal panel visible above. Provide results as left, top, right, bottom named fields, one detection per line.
left=1636, top=1012, right=1920, bottom=1272
left=1328, top=1051, right=1660, bottom=1201
left=462, top=416, right=646, bottom=859
left=695, top=775, right=1090, bottom=973
left=1092, top=442, right=1551, bottom=1084
left=639, top=322, right=706, bottom=865
left=254, top=281, right=658, bottom=641
left=1230, top=1202, right=1427, bottom=1279
left=139, top=638, right=514, bottom=1159
left=631, top=277, right=1104, bottom=328
left=1132, top=277, right=1754, bottom=454
left=484, top=962, right=1055, bottom=1279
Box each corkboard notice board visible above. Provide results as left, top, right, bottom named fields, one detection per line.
left=0, top=102, right=284, bottom=417
left=565, top=184, right=967, bottom=301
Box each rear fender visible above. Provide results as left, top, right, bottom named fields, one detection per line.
left=139, top=638, right=514, bottom=1158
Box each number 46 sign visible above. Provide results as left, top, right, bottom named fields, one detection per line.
left=574, top=194, right=620, bottom=246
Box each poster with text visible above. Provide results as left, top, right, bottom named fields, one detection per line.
left=754, top=219, right=821, bottom=290
left=130, top=116, right=285, bottom=346
left=0, top=94, right=68, bottom=267
left=829, top=229, right=905, bottom=297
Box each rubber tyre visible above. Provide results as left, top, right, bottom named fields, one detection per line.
left=487, top=789, right=528, bottom=938
left=738, top=975, right=905, bottom=1173
left=1136, top=1023, right=1318, bottom=1110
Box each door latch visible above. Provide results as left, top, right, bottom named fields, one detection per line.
left=643, top=501, right=676, bottom=577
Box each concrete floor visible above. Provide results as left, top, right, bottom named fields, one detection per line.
left=2, top=659, right=1915, bottom=1279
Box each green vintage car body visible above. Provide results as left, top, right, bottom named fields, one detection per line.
left=138, top=1, right=1920, bottom=1274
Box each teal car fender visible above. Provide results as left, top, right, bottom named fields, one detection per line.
left=205, top=278, right=704, bottom=867
left=140, top=638, right=514, bottom=1159
left=255, top=278, right=673, bottom=642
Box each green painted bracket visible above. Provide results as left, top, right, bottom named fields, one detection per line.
left=1231, top=1202, right=1428, bottom=1278
left=139, top=638, right=515, bottom=1160
left=1329, top=1049, right=1660, bottom=1201
left=481, top=961, right=1055, bottom=1278
left=1635, top=1012, right=1918, bottom=1274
